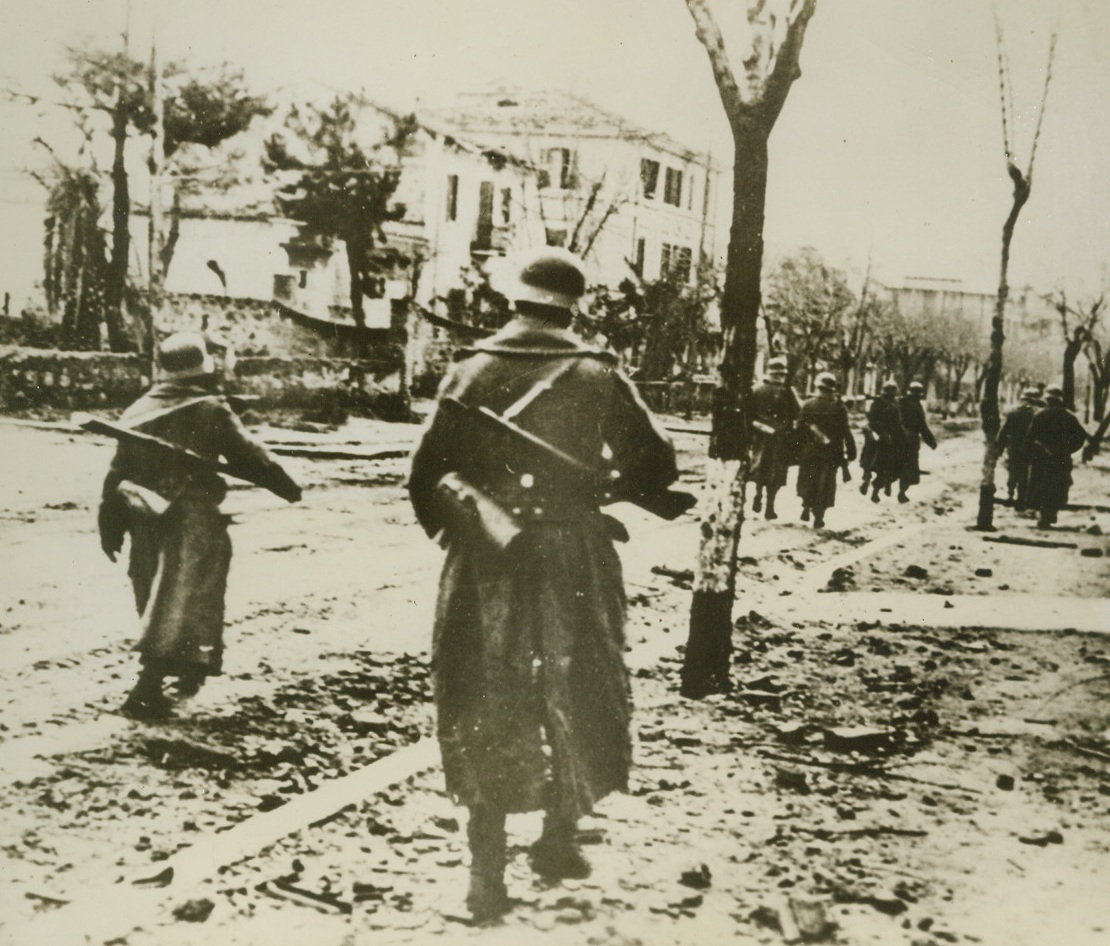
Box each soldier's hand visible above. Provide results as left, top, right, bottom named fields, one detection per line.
left=97, top=502, right=125, bottom=563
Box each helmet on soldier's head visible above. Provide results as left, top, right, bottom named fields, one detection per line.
left=1021, top=387, right=1040, bottom=402
left=816, top=372, right=838, bottom=392
left=1044, top=385, right=1064, bottom=402
left=766, top=356, right=788, bottom=376
left=512, top=247, right=587, bottom=310
left=908, top=381, right=924, bottom=393
left=882, top=381, right=899, bottom=394
left=157, top=332, right=215, bottom=380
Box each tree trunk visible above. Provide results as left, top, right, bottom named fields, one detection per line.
left=976, top=169, right=1030, bottom=530
left=1062, top=329, right=1083, bottom=411
left=346, top=242, right=369, bottom=359
left=680, top=130, right=767, bottom=699
left=103, top=98, right=133, bottom=353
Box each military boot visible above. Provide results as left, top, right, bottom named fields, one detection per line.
left=120, top=668, right=171, bottom=721
left=764, top=490, right=778, bottom=520
left=531, top=811, right=591, bottom=880
left=466, top=805, right=509, bottom=922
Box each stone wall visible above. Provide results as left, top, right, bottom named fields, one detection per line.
left=0, top=347, right=145, bottom=411
left=159, top=293, right=336, bottom=358
left=0, top=345, right=408, bottom=417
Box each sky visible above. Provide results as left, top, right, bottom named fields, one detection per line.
left=1, top=0, right=1107, bottom=309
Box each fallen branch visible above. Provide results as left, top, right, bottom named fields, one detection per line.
left=982, top=534, right=1078, bottom=550
left=270, top=446, right=409, bottom=462
left=755, top=750, right=982, bottom=795
left=1059, top=739, right=1110, bottom=764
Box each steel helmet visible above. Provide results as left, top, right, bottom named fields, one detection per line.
left=157, top=332, right=215, bottom=380
left=513, top=247, right=587, bottom=310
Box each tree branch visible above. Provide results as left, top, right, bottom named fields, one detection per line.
left=684, top=0, right=746, bottom=125
left=761, top=0, right=818, bottom=126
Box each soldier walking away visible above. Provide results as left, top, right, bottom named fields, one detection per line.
left=97, top=332, right=302, bottom=720
left=1023, top=385, right=1088, bottom=529
left=748, top=355, right=800, bottom=520
left=997, top=387, right=1041, bottom=510
left=408, top=248, right=683, bottom=923
left=796, top=372, right=857, bottom=529
left=896, top=381, right=938, bottom=503
left=858, top=421, right=877, bottom=496
left=866, top=381, right=904, bottom=502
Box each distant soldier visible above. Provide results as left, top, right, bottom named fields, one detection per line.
left=996, top=387, right=1040, bottom=509
left=97, top=332, right=302, bottom=719
left=408, top=248, right=683, bottom=921
left=896, top=381, right=937, bottom=503
left=748, top=355, right=800, bottom=520
left=1023, top=385, right=1088, bottom=529
left=858, top=422, right=877, bottom=496
left=796, top=372, right=856, bottom=529
left=866, top=381, right=903, bottom=502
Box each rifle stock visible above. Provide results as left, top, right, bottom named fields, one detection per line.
left=440, top=398, right=695, bottom=521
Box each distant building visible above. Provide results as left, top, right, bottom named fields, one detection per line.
left=421, top=88, right=723, bottom=289
left=885, top=276, right=1056, bottom=344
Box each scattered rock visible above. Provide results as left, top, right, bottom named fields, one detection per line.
left=775, top=768, right=811, bottom=795
left=996, top=774, right=1016, bottom=791
left=825, top=567, right=856, bottom=592
left=1086, top=523, right=1103, bottom=535
left=172, top=898, right=214, bottom=923
left=787, top=897, right=836, bottom=942
left=774, top=721, right=811, bottom=746
left=1080, top=547, right=1104, bottom=558
left=903, top=564, right=929, bottom=580
left=1018, top=830, right=1064, bottom=847
left=823, top=727, right=899, bottom=754
left=679, top=863, right=712, bottom=890
left=974, top=567, right=993, bottom=578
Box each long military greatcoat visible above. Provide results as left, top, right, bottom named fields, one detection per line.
left=748, top=380, right=801, bottom=490
left=100, top=382, right=297, bottom=679
left=796, top=393, right=857, bottom=512
left=866, top=394, right=904, bottom=489
left=1023, top=403, right=1088, bottom=515
left=897, top=394, right=937, bottom=488
left=997, top=403, right=1036, bottom=498
left=408, top=315, right=677, bottom=821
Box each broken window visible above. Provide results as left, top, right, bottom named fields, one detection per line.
left=663, top=167, right=683, bottom=207
left=661, top=242, right=692, bottom=284
left=641, top=158, right=660, bottom=199
left=446, top=174, right=459, bottom=221
left=474, top=181, right=495, bottom=250
left=500, top=187, right=513, bottom=224
left=543, top=148, right=572, bottom=189
left=633, top=237, right=646, bottom=277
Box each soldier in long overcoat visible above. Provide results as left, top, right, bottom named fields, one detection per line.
left=796, top=372, right=857, bottom=528
left=408, top=249, right=679, bottom=921
left=866, top=382, right=904, bottom=502
left=996, top=388, right=1040, bottom=509
left=98, top=333, right=301, bottom=719
left=1023, top=385, right=1088, bottom=528
left=748, top=356, right=800, bottom=520
left=896, top=381, right=938, bottom=503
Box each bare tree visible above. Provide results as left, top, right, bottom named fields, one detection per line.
left=679, top=0, right=818, bottom=699
left=975, top=13, right=1057, bottom=530
left=1051, top=291, right=1104, bottom=413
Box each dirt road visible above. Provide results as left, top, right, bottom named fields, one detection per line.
left=0, top=417, right=1107, bottom=946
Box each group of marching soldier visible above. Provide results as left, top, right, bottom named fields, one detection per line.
left=997, top=384, right=1089, bottom=529
left=90, top=247, right=1094, bottom=924
left=750, top=359, right=1090, bottom=534
left=749, top=361, right=937, bottom=529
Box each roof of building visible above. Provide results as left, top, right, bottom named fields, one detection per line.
left=421, top=88, right=714, bottom=168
